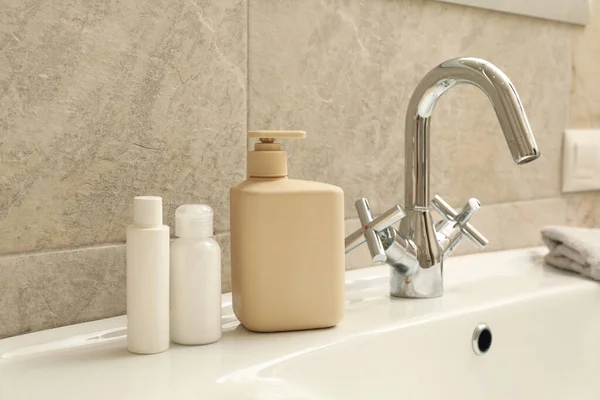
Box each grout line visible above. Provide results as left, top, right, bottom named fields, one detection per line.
left=452, top=195, right=566, bottom=208
left=0, top=231, right=234, bottom=260
left=0, top=242, right=126, bottom=260
left=0, top=196, right=570, bottom=260
left=245, top=0, right=250, bottom=134
left=343, top=196, right=567, bottom=223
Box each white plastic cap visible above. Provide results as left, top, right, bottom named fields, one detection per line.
left=133, top=196, right=163, bottom=227
left=175, top=204, right=214, bottom=238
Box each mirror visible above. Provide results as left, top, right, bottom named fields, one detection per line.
left=435, top=0, right=589, bottom=25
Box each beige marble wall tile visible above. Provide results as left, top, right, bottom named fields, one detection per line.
left=564, top=192, right=600, bottom=228
left=0, top=233, right=231, bottom=338
left=570, top=0, right=600, bottom=128
left=249, top=0, right=572, bottom=217
left=566, top=1, right=600, bottom=228
left=451, top=197, right=567, bottom=255
left=0, top=245, right=125, bottom=338
left=345, top=197, right=567, bottom=270
left=0, top=0, right=247, bottom=254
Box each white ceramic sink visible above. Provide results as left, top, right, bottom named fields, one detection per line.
left=1, top=247, right=599, bottom=399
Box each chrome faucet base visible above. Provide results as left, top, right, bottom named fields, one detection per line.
left=390, top=262, right=443, bottom=299
left=391, top=208, right=444, bottom=298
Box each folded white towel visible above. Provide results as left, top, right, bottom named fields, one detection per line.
left=541, top=226, right=600, bottom=281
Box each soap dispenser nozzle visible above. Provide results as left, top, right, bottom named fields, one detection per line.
left=247, top=130, right=306, bottom=178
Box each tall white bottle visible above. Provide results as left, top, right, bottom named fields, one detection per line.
left=126, top=196, right=170, bottom=354
left=171, top=204, right=222, bottom=345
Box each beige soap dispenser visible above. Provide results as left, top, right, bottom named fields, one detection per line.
left=230, top=130, right=345, bottom=332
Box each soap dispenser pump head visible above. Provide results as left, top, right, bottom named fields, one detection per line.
left=247, top=130, right=306, bottom=178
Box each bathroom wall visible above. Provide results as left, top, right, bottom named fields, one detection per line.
left=564, top=0, right=600, bottom=227
left=0, top=0, right=247, bottom=338
left=0, top=0, right=596, bottom=338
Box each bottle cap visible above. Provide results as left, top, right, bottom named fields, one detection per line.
left=133, top=196, right=163, bottom=227
left=175, top=204, right=214, bottom=238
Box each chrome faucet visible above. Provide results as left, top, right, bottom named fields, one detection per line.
left=345, top=57, right=540, bottom=299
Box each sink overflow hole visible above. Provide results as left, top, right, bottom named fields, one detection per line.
left=472, top=323, right=492, bottom=356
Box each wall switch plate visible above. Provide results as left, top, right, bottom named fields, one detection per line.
left=562, top=129, right=600, bottom=193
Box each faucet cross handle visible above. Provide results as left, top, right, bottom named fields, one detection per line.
left=431, top=195, right=489, bottom=253
left=344, top=198, right=406, bottom=263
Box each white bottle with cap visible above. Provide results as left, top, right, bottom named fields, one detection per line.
left=126, top=196, right=170, bottom=354
left=170, top=204, right=222, bottom=345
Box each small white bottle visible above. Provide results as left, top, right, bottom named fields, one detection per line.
left=126, top=196, right=170, bottom=354
left=171, top=204, right=222, bottom=345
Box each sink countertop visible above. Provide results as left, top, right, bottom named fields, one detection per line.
left=1, top=247, right=598, bottom=400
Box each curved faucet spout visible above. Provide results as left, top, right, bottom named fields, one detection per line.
left=405, top=57, right=540, bottom=209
